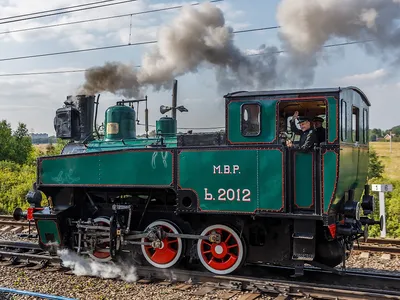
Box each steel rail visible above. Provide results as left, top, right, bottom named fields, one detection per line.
left=0, top=251, right=60, bottom=262
left=0, top=220, right=30, bottom=227
left=135, top=265, right=400, bottom=299
left=355, top=244, right=400, bottom=254
left=0, top=215, right=14, bottom=219
left=363, top=238, right=400, bottom=245
left=0, top=241, right=42, bottom=250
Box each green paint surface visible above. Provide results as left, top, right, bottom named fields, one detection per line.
left=327, top=96, right=338, bottom=143
left=37, top=220, right=61, bottom=244
left=40, top=150, right=173, bottom=186
left=323, top=151, right=337, bottom=212
left=86, top=137, right=177, bottom=152
left=335, top=145, right=357, bottom=209
left=294, top=153, right=313, bottom=208
left=179, top=149, right=283, bottom=212
left=258, top=150, right=284, bottom=211
left=227, top=100, right=277, bottom=143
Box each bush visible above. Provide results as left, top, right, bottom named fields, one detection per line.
left=368, top=148, right=384, bottom=180
left=0, top=138, right=68, bottom=214
left=367, top=177, right=400, bottom=238
left=0, top=161, right=36, bottom=214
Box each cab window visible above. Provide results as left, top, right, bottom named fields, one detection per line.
left=363, top=109, right=368, bottom=143
left=341, top=100, right=347, bottom=141
left=241, top=104, right=261, bottom=136
left=352, top=106, right=359, bottom=142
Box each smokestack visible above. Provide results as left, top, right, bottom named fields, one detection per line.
left=74, top=95, right=95, bottom=142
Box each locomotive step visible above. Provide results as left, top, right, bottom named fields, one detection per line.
left=292, top=233, right=314, bottom=240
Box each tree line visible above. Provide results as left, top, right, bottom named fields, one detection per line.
left=0, top=120, right=66, bottom=213
left=370, top=126, right=400, bottom=141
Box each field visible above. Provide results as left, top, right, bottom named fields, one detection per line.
left=34, top=144, right=50, bottom=152
left=370, top=141, right=400, bottom=180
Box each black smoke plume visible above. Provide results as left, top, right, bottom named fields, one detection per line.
left=80, top=2, right=280, bottom=97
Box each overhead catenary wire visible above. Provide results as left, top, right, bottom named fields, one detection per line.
left=0, top=0, right=224, bottom=36
left=0, top=0, right=120, bottom=22
left=0, top=38, right=375, bottom=77
left=0, top=41, right=154, bottom=63
left=0, top=0, right=136, bottom=25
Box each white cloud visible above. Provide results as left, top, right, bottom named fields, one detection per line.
left=334, top=68, right=388, bottom=85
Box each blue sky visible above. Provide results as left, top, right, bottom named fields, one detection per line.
left=0, top=0, right=396, bottom=134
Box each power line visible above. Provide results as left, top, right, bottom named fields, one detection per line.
left=247, top=39, right=374, bottom=56
left=234, top=26, right=280, bottom=34
left=0, top=0, right=136, bottom=25
left=0, top=0, right=223, bottom=36
left=0, top=38, right=374, bottom=76
left=0, top=0, right=119, bottom=21
left=0, top=25, right=284, bottom=63
left=0, top=41, right=155, bottom=62
left=0, top=69, right=86, bottom=77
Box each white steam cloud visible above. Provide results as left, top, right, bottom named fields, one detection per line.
left=277, top=0, right=400, bottom=56
left=58, top=249, right=137, bottom=282
left=274, top=0, right=400, bottom=85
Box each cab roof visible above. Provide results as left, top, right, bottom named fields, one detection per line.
left=224, top=86, right=371, bottom=106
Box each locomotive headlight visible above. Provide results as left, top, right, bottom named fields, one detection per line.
left=344, top=201, right=361, bottom=221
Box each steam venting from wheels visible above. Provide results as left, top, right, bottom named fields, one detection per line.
left=80, top=0, right=400, bottom=97
left=58, top=249, right=138, bottom=282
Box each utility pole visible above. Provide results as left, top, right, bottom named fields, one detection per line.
left=390, top=130, right=392, bottom=153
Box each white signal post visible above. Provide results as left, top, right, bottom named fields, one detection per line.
left=371, top=184, right=393, bottom=237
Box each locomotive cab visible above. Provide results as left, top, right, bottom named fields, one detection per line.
left=224, top=88, right=381, bottom=269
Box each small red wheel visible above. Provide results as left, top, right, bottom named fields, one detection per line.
left=197, top=224, right=244, bottom=275
left=86, top=217, right=112, bottom=262
left=141, top=220, right=182, bottom=269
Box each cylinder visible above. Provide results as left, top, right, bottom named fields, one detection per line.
left=104, top=105, right=136, bottom=141
left=156, top=116, right=177, bottom=137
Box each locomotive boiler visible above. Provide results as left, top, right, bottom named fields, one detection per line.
left=14, top=85, right=382, bottom=276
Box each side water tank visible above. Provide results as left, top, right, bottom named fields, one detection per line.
left=104, top=105, right=136, bottom=141
left=156, top=116, right=177, bottom=137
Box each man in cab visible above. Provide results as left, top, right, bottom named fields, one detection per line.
left=313, top=116, right=326, bottom=144
left=286, top=111, right=317, bottom=152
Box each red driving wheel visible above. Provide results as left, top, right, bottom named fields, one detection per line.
left=86, top=217, right=112, bottom=262
left=197, top=224, right=245, bottom=275
left=141, top=220, right=183, bottom=269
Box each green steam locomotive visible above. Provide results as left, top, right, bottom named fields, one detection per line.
left=14, top=84, right=381, bottom=276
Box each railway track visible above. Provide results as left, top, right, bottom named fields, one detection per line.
left=0, top=214, right=37, bottom=237
left=1, top=214, right=399, bottom=255
left=0, top=240, right=399, bottom=300
left=356, top=237, right=400, bottom=255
